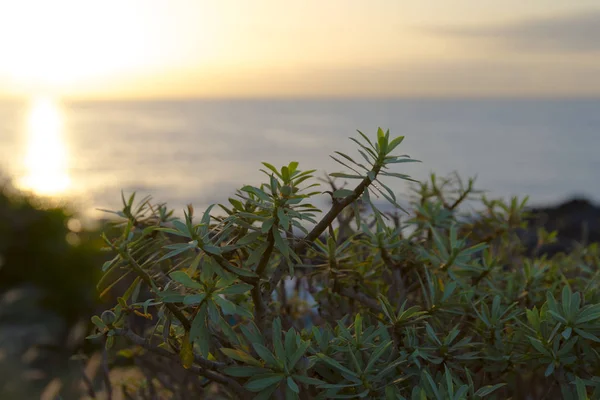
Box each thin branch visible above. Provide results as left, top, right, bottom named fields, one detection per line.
left=112, top=328, right=225, bottom=370
left=268, top=164, right=382, bottom=294
left=102, top=344, right=113, bottom=400
left=111, top=329, right=248, bottom=397
left=79, top=358, right=97, bottom=399
left=338, top=287, right=383, bottom=313
left=111, top=244, right=192, bottom=331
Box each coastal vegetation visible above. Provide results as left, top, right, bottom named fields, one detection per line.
left=89, top=128, right=600, bottom=399
left=2, top=128, right=599, bottom=399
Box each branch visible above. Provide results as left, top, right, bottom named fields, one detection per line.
left=337, top=287, right=383, bottom=314
left=111, top=244, right=192, bottom=331
left=111, top=328, right=248, bottom=397
left=113, top=328, right=225, bottom=370
left=268, top=164, right=382, bottom=293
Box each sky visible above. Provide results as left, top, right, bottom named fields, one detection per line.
left=1, top=0, right=599, bottom=99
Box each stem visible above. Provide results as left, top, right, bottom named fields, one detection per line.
left=112, top=244, right=192, bottom=331
left=253, top=230, right=276, bottom=330
left=113, top=328, right=225, bottom=370
left=268, top=164, right=382, bottom=293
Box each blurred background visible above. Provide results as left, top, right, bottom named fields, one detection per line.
left=0, top=1, right=599, bottom=398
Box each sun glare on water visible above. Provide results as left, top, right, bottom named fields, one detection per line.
left=18, top=97, right=71, bottom=196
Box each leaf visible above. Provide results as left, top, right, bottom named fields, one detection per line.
left=242, top=186, right=272, bottom=202
left=575, top=377, right=589, bottom=400
left=574, top=328, right=600, bottom=343
left=333, top=189, right=355, bottom=198
left=545, top=362, right=555, bottom=377
left=287, top=377, right=300, bottom=393
left=293, top=374, right=325, bottom=386
left=253, top=343, right=281, bottom=368
left=365, top=341, right=392, bottom=372
left=474, top=383, right=507, bottom=397
left=190, top=303, right=210, bottom=357
left=183, top=293, right=206, bottom=305
left=245, top=374, right=285, bottom=392
left=329, top=172, right=364, bottom=179
left=262, top=162, right=283, bottom=179
left=173, top=219, right=192, bottom=238
left=214, top=295, right=253, bottom=318
left=272, top=227, right=290, bottom=258
left=158, top=244, right=193, bottom=262
left=220, top=348, right=262, bottom=367
left=277, top=207, right=290, bottom=230
left=180, top=332, right=194, bottom=369
left=288, top=341, right=310, bottom=370
left=218, top=283, right=253, bottom=295
left=170, top=271, right=203, bottom=289
left=386, top=135, right=405, bottom=153
left=241, top=322, right=265, bottom=347
left=315, top=353, right=358, bottom=377
left=237, top=231, right=262, bottom=246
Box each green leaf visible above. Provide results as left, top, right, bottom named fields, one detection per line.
left=474, top=383, right=507, bottom=397
left=213, top=295, right=253, bottom=318
left=287, top=377, right=300, bottom=393
left=242, top=186, right=272, bottom=202
left=183, top=293, right=206, bottom=305
left=222, top=260, right=258, bottom=278
left=245, top=373, right=285, bottom=392
left=272, top=227, right=290, bottom=258
left=293, top=374, right=325, bottom=386
left=190, top=303, right=210, bottom=357
left=218, top=283, right=253, bottom=295
left=288, top=341, right=310, bottom=370
left=315, top=353, right=358, bottom=377
left=545, top=362, right=555, bottom=377
left=277, top=207, right=290, bottom=230
left=241, top=322, right=265, bottom=347
left=386, top=135, right=405, bottom=153
left=172, top=220, right=192, bottom=238
left=333, top=189, right=355, bottom=198
left=262, top=162, right=283, bottom=179
left=365, top=341, right=392, bottom=372
left=253, top=343, right=281, bottom=368
left=574, top=328, right=600, bottom=343
left=220, top=348, right=262, bottom=367
left=170, top=271, right=203, bottom=289
left=159, top=244, right=193, bottom=262
left=575, top=377, right=589, bottom=400
left=329, top=172, right=364, bottom=179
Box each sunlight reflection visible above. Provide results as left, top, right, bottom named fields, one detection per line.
left=18, top=97, right=71, bottom=195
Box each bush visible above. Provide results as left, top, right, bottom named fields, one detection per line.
left=91, top=129, right=600, bottom=399
left=0, top=181, right=104, bottom=398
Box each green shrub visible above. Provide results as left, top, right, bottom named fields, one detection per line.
left=91, top=129, right=600, bottom=399
left=0, top=181, right=105, bottom=398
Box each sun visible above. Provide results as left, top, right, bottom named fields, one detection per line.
left=17, top=97, right=71, bottom=196
left=0, top=1, right=160, bottom=96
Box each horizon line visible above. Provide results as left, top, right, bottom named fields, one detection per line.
left=2, top=93, right=600, bottom=103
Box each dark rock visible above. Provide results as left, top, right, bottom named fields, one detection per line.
left=524, top=197, right=600, bottom=257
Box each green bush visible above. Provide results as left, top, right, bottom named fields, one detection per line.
left=0, top=181, right=104, bottom=398
left=91, top=129, right=600, bottom=399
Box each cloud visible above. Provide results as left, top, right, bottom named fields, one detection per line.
left=432, top=10, right=600, bottom=53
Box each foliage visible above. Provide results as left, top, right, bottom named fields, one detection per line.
left=91, top=129, right=600, bottom=399
left=0, top=180, right=105, bottom=398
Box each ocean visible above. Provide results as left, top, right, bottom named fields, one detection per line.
left=1, top=98, right=599, bottom=220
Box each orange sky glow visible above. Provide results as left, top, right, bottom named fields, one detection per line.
left=1, top=0, right=599, bottom=99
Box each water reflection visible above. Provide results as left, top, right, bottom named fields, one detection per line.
left=18, top=97, right=70, bottom=195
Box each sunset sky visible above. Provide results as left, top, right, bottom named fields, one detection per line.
left=1, top=0, right=599, bottom=99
